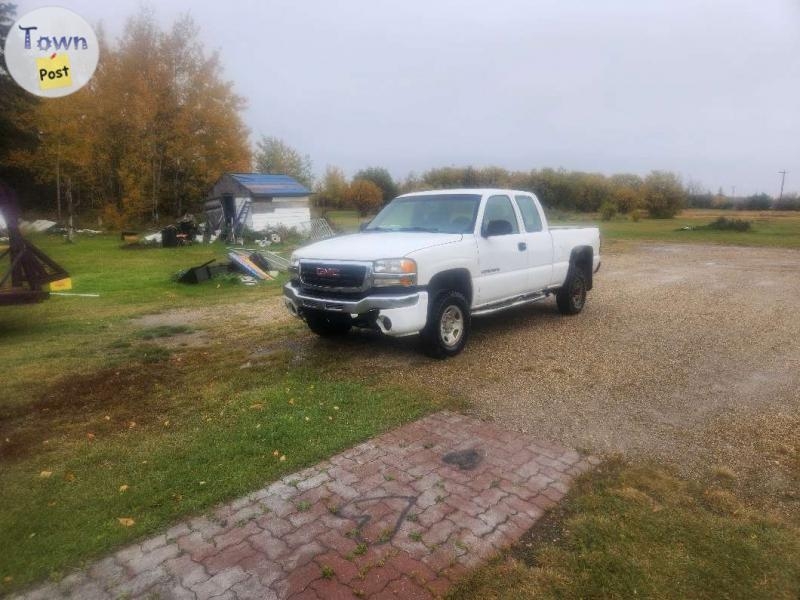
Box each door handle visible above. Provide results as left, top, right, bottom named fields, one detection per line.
left=518, top=242, right=527, bottom=251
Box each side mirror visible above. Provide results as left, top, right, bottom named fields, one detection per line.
left=483, top=219, right=513, bottom=237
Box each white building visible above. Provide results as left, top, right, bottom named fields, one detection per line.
left=205, top=173, right=311, bottom=234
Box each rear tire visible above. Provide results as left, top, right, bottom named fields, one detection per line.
left=556, top=268, right=588, bottom=315
left=421, top=291, right=470, bottom=358
left=304, top=310, right=352, bottom=336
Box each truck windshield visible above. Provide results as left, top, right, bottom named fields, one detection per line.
left=365, top=194, right=481, bottom=234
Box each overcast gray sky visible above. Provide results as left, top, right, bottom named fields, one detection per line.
left=17, top=0, right=800, bottom=195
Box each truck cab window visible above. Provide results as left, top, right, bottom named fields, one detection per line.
left=482, top=195, right=519, bottom=235
left=514, top=195, right=543, bottom=232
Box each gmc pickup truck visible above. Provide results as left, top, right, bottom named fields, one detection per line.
left=284, top=189, right=600, bottom=357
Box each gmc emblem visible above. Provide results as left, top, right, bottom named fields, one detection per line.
left=316, top=266, right=341, bottom=278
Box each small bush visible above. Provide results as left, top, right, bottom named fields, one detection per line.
left=599, top=201, right=618, bottom=221
left=630, top=210, right=644, bottom=222
left=703, top=217, right=752, bottom=232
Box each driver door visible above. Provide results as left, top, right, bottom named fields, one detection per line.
left=474, top=194, right=529, bottom=305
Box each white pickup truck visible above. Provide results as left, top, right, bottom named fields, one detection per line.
left=284, top=189, right=600, bottom=357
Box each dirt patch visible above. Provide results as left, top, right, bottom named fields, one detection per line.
left=0, top=362, right=176, bottom=462
left=131, top=297, right=291, bottom=330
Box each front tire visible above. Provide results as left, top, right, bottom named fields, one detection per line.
left=556, top=269, right=587, bottom=315
left=421, top=291, right=470, bottom=358
left=304, top=310, right=352, bottom=337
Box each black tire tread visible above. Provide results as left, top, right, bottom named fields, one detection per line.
left=421, top=291, right=470, bottom=358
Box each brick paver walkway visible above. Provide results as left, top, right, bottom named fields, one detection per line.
left=15, top=412, right=596, bottom=600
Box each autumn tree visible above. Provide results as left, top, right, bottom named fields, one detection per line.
left=347, top=179, right=382, bottom=216
left=254, top=136, right=314, bottom=189
left=0, top=3, right=42, bottom=207
left=353, top=166, right=397, bottom=204
left=643, top=171, right=686, bottom=218
left=5, top=7, right=250, bottom=226
left=313, top=166, right=349, bottom=210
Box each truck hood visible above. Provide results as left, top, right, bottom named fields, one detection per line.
left=293, top=232, right=463, bottom=261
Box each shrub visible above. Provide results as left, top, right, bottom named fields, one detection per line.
left=599, top=201, right=618, bottom=221
left=346, top=179, right=383, bottom=216
left=703, top=217, right=752, bottom=232
left=643, top=171, right=686, bottom=218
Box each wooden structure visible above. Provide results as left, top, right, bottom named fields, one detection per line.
left=0, top=182, right=70, bottom=305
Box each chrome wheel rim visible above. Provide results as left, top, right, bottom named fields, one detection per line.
left=440, top=305, right=464, bottom=348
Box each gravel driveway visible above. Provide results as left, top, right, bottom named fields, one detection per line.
left=300, top=243, right=799, bottom=512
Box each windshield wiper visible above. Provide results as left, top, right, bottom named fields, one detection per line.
left=395, top=226, right=440, bottom=232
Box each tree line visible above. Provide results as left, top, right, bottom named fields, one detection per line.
left=313, top=166, right=690, bottom=218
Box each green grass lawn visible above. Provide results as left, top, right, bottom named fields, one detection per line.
left=0, top=234, right=441, bottom=593
left=323, top=210, right=367, bottom=233
left=553, top=209, right=800, bottom=248
left=449, top=459, right=800, bottom=600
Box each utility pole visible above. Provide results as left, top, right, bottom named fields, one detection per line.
left=778, top=170, right=788, bottom=202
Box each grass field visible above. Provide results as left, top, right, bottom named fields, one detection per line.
left=0, top=234, right=441, bottom=592
left=581, top=209, right=800, bottom=248
left=323, top=210, right=368, bottom=233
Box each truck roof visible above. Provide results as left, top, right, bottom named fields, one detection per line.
left=398, top=188, right=535, bottom=198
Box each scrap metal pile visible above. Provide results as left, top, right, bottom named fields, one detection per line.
left=175, top=248, right=284, bottom=285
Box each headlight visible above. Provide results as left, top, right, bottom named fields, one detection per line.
left=373, top=258, right=416, bottom=287
left=289, top=255, right=300, bottom=275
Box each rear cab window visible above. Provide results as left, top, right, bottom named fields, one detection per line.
left=514, top=195, right=543, bottom=232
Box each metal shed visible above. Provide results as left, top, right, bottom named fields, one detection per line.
left=205, top=173, right=311, bottom=238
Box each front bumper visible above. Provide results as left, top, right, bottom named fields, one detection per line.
left=283, top=283, right=428, bottom=336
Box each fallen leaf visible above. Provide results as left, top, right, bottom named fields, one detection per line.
left=199, top=481, right=206, bottom=485
left=304, top=416, right=310, bottom=422
left=119, top=484, right=129, bottom=493
left=328, top=416, right=333, bottom=421
left=3, top=576, right=13, bottom=583
left=117, top=517, right=135, bottom=527
left=288, top=399, right=295, bottom=405
left=250, top=403, right=263, bottom=410
left=128, top=421, right=136, bottom=429
left=333, top=406, right=340, bottom=411
left=163, top=420, right=170, bottom=426
left=272, top=450, right=279, bottom=456
left=279, top=455, right=286, bottom=462
left=64, top=473, right=76, bottom=482
left=47, top=501, right=56, bottom=507
left=86, top=432, right=95, bottom=440
left=104, top=415, right=111, bottom=421
left=39, top=470, right=53, bottom=478
left=255, top=424, right=261, bottom=429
